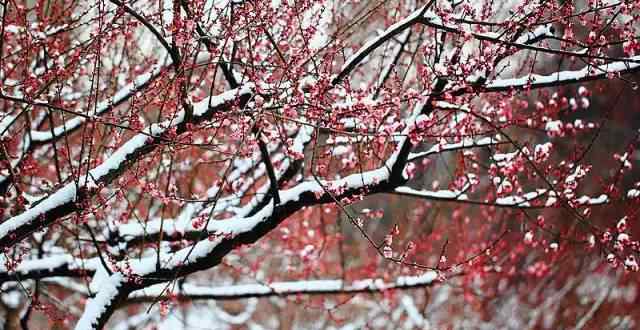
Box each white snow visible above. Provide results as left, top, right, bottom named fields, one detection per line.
left=545, top=120, right=563, bottom=134
left=0, top=184, right=77, bottom=239
left=335, top=5, right=428, bottom=83
left=130, top=271, right=438, bottom=299
left=487, top=55, right=640, bottom=90
left=496, top=190, right=546, bottom=206
left=515, top=24, right=555, bottom=44
left=116, top=125, right=310, bottom=242
left=75, top=273, right=125, bottom=330
left=126, top=203, right=275, bottom=276
left=408, top=136, right=499, bottom=161
left=395, top=186, right=468, bottom=200
left=0, top=85, right=254, bottom=245
left=29, top=65, right=166, bottom=143
left=0, top=254, right=97, bottom=274
left=0, top=114, right=15, bottom=136
left=575, top=194, right=608, bottom=205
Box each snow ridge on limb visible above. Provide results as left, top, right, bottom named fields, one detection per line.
left=515, top=24, right=555, bottom=45
left=129, top=271, right=439, bottom=301
left=0, top=51, right=212, bottom=194
left=395, top=187, right=612, bottom=209
left=331, top=3, right=432, bottom=85
left=484, top=56, right=640, bottom=91
left=76, top=125, right=413, bottom=327
left=0, top=84, right=254, bottom=250
left=27, top=64, right=166, bottom=143
left=108, top=125, right=312, bottom=249
left=74, top=273, right=126, bottom=330
left=414, top=8, right=640, bottom=65
left=0, top=255, right=98, bottom=283
left=408, top=136, right=501, bottom=161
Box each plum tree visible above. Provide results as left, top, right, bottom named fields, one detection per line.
left=0, top=0, right=639, bottom=329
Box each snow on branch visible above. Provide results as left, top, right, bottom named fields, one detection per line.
left=0, top=254, right=97, bottom=283
left=129, top=271, right=439, bottom=301
left=515, top=24, right=556, bottom=45
left=75, top=273, right=126, bottom=330
left=484, top=55, right=640, bottom=92
left=0, top=84, right=254, bottom=250
left=0, top=51, right=216, bottom=194
left=28, top=64, right=165, bottom=144
left=414, top=8, right=640, bottom=65
left=116, top=158, right=393, bottom=280
left=394, top=186, right=470, bottom=202
left=74, top=202, right=280, bottom=329
left=78, top=121, right=423, bottom=326
left=331, top=5, right=429, bottom=85
left=109, top=126, right=312, bottom=249
left=394, top=186, right=612, bottom=209
left=1, top=51, right=214, bottom=144
left=408, top=136, right=502, bottom=161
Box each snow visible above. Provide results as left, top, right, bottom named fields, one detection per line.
left=118, top=115, right=410, bottom=277
left=331, top=145, right=351, bottom=156
left=0, top=85, right=254, bottom=246
left=0, top=254, right=94, bottom=274
left=401, top=295, right=429, bottom=328
left=130, top=271, right=438, bottom=299
left=395, top=271, right=438, bottom=286
left=125, top=204, right=275, bottom=276
left=487, top=55, right=640, bottom=90
left=89, top=130, right=158, bottom=181
left=192, top=83, right=255, bottom=116
left=116, top=125, right=309, bottom=243
left=495, top=190, right=546, bottom=206
left=75, top=273, right=125, bottom=330
left=515, top=24, right=555, bottom=44
left=408, top=136, right=498, bottom=161
left=26, top=52, right=219, bottom=143
left=4, top=25, right=22, bottom=33
left=575, top=194, right=608, bottom=205
left=334, top=5, right=428, bottom=84
left=545, top=120, right=563, bottom=133
left=0, top=114, right=15, bottom=136
left=493, top=150, right=519, bottom=163
left=395, top=186, right=608, bottom=208
left=0, top=184, right=76, bottom=240
left=395, top=186, right=468, bottom=200
left=565, top=165, right=587, bottom=185
left=29, top=65, right=166, bottom=143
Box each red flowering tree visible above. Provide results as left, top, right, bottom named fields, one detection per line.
left=1, top=0, right=639, bottom=329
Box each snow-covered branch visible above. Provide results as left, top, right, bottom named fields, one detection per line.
left=0, top=84, right=254, bottom=250
left=484, top=55, right=640, bottom=92
left=129, top=271, right=439, bottom=301
left=332, top=4, right=429, bottom=85
left=0, top=255, right=97, bottom=283
left=394, top=187, right=613, bottom=209
left=408, top=136, right=502, bottom=161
